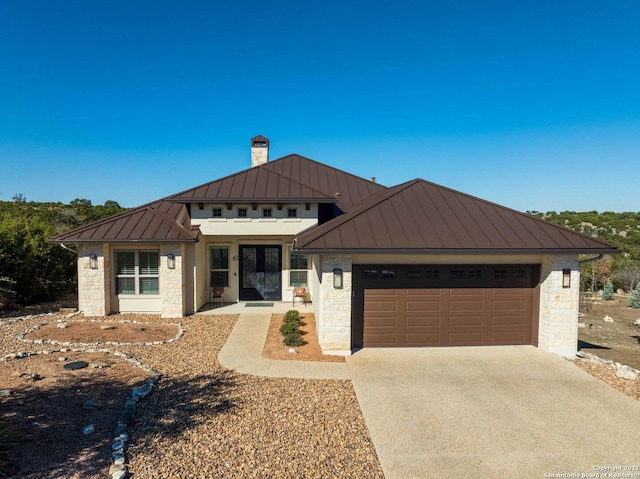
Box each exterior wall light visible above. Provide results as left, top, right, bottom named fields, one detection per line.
left=562, top=268, right=571, bottom=288
left=333, top=268, right=343, bottom=289
left=89, top=254, right=98, bottom=270
left=167, top=254, right=176, bottom=269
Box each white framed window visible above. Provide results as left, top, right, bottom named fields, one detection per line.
left=210, top=246, right=229, bottom=287
left=237, top=207, right=248, bottom=218
left=115, top=250, right=159, bottom=295
left=212, top=207, right=223, bottom=217
left=287, top=207, right=297, bottom=218
left=262, top=207, right=272, bottom=218
left=289, top=252, right=308, bottom=287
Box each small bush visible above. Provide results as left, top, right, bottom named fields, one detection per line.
left=283, top=310, right=301, bottom=325
left=279, top=321, right=299, bottom=337
left=283, top=331, right=303, bottom=347
left=602, top=280, right=614, bottom=300
left=629, top=283, right=640, bottom=309
left=280, top=310, right=303, bottom=347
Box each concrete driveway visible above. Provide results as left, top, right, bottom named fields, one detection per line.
left=346, top=346, right=640, bottom=479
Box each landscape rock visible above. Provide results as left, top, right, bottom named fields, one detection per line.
left=100, top=324, right=116, bottom=330
left=0, top=390, right=10, bottom=396
left=616, top=365, right=638, bottom=381
left=82, top=424, right=95, bottom=435
left=634, top=319, right=640, bottom=326
left=57, top=323, right=67, bottom=329
left=603, top=315, right=614, bottom=323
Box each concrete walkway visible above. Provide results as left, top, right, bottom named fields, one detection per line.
left=207, top=303, right=640, bottom=478
left=212, top=302, right=350, bottom=380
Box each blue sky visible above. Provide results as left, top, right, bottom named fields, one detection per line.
left=1, top=1, right=638, bottom=212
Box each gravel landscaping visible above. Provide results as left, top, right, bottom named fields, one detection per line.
left=1, top=307, right=638, bottom=478
left=1, top=312, right=383, bottom=478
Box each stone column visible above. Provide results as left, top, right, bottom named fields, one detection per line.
left=79, top=244, right=110, bottom=316
left=317, top=255, right=352, bottom=355
left=160, top=244, right=185, bottom=318
left=538, top=254, right=580, bottom=357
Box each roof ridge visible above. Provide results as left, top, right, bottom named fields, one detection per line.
left=295, top=180, right=417, bottom=247
left=167, top=156, right=337, bottom=202
left=146, top=204, right=198, bottom=239
left=269, top=153, right=387, bottom=188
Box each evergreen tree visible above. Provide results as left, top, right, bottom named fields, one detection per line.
left=629, top=283, right=640, bottom=308
left=602, top=280, right=614, bottom=300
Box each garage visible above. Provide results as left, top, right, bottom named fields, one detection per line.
left=352, top=264, right=540, bottom=348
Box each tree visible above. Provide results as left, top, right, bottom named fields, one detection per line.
left=629, top=283, right=640, bottom=308
left=104, top=200, right=120, bottom=208
left=580, top=255, right=613, bottom=292
left=613, top=260, right=640, bottom=292
left=12, top=193, right=26, bottom=203
left=602, top=280, right=614, bottom=300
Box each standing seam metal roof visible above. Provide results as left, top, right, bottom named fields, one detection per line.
left=294, top=179, right=620, bottom=253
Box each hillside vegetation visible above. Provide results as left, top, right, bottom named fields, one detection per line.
left=0, top=198, right=126, bottom=306
left=527, top=211, right=640, bottom=292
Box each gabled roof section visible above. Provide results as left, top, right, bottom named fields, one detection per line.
left=50, top=200, right=199, bottom=243
left=168, top=161, right=337, bottom=204
left=294, top=179, right=620, bottom=254
left=262, top=154, right=387, bottom=211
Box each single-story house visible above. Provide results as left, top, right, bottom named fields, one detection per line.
left=51, top=136, right=618, bottom=357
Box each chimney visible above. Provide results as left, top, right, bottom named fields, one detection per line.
left=251, top=135, right=269, bottom=167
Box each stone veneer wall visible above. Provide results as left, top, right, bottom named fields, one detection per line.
left=79, top=244, right=110, bottom=317
left=317, top=255, right=352, bottom=355
left=538, top=254, right=580, bottom=357
left=160, top=245, right=185, bottom=318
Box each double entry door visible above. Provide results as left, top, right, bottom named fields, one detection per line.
left=239, top=245, right=282, bottom=301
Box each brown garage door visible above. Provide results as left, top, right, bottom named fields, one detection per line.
left=363, top=287, right=534, bottom=347
left=352, top=264, right=540, bottom=348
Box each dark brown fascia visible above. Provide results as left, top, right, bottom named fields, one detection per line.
left=292, top=247, right=621, bottom=255
left=168, top=197, right=338, bottom=204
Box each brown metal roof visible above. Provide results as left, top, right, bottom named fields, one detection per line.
left=294, top=179, right=620, bottom=254
left=168, top=154, right=386, bottom=210
left=50, top=200, right=199, bottom=243
left=168, top=162, right=338, bottom=204
left=262, top=154, right=387, bottom=211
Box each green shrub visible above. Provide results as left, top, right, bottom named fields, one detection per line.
left=602, top=280, right=614, bottom=300
left=279, top=320, right=299, bottom=337
left=629, top=283, right=640, bottom=308
left=283, top=331, right=303, bottom=347
left=0, top=421, right=19, bottom=475
left=280, top=310, right=303, bottom=347
left=283, top=309, right=301, bottom=325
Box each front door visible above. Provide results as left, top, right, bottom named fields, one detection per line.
left=239, top=245, right=282, bottom=301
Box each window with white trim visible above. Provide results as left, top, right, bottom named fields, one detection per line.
left=210, top=247, right=229, bottom=287
left=211, top=207, right=223, bottom=217
left=115, top=250, right=159, bottom=295
left=289, top=252, right=308, bottom=287
left=287, top=207, right=297, bottom=218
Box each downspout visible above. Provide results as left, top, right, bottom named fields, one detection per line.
left=60, top=243, right=80, bottom=256
left=578, top=254, right=603, bottom=265
left=60, top=243, right=79, bottom=255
